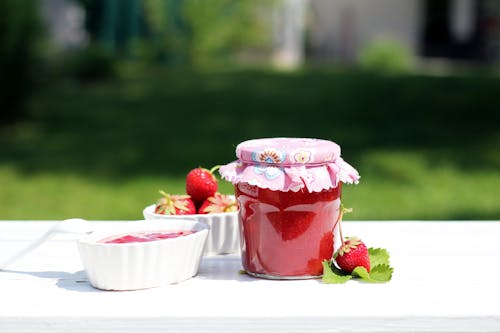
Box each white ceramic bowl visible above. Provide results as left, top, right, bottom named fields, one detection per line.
left=143, top=204, right=239, bottom=255
left=77, top=219, right=209, bottom=291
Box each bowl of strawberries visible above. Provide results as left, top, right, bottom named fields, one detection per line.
left=143, top=166, right=239, bottom=255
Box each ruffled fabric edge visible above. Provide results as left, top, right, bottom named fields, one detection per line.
left=219, top=157, right=360, bottom=193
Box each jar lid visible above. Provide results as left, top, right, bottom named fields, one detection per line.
left=219, top=138, right=360, bottom=192
left=236, top=137, right=340, bottom=166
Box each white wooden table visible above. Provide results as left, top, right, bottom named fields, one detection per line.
left=1, top=221, right=499, bottom=333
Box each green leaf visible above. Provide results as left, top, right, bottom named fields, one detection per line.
left=369, top=264, right=393, bottom=282
left=322, top=261, right=352, bottom=284
left=368, top=247, right=390, bottom=267
left=352, top=265, right=393, bottom=283
left=352, top=266, right=373, bottom=281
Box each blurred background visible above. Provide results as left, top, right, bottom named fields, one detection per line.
left=1, top=0, right=499, bottom=220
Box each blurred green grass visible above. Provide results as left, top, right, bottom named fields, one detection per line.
left=1, top=67, right=499, bottom=220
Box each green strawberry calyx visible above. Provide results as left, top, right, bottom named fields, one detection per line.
left=336, top=236, right=362, bottom=257
left=202, top=193, right=237, bottom=213
left=156, top=190, right=192, bottom=214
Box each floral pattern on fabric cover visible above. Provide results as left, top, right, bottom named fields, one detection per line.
left=220, top=138, right=360, bottom=192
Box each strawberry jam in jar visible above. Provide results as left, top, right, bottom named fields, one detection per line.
left=220, top=138, right=359, bottom=279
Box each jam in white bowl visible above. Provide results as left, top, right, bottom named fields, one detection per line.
left=77, top=219, right=209, bottom=291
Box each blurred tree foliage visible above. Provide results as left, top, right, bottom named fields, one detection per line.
left=180, top=0, right=269, bottom=66
left=0, top=0, right=40, bottom=125
left=358, top=38, right=415, bottom=74
left=77, top=0, right=270, bottom=67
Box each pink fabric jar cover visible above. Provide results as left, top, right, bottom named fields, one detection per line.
left=219, top=138, right=360, bottom=192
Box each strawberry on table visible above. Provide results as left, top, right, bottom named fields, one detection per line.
left=155, top=190, right=196, bottom=215
left=334, top=237, right=371, bottom=273
left=198, top=193, right=237, bottom=214
left=322, top=207, right=393, bottom=284
left=186, top=166, right=219, bottom=205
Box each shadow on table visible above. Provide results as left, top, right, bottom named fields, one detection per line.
left=1, top=269, right=101, bottom=292
left=197, top=255, right=277, bottom=283
left=197, top=255, right=251, bottom=282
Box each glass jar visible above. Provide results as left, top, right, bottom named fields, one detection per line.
left=220, top=138, right=359, bottom=279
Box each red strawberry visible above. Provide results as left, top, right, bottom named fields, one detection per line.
left=154, top=190, right=196, bottom=215
left=198, top=193, right=237, bottom=214
left=334, top=237, right=370, bottom=273
left=267, top=211, right=315, bottom=241
left=186, top=166, right=219, bottom=204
